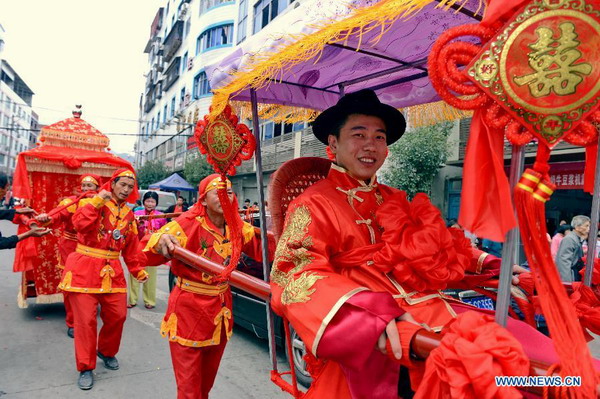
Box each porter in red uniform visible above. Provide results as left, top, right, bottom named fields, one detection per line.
left=58, top=169, right=148, bottom=390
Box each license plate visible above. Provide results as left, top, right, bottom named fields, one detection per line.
left=462, top=296, right=495, bottom=310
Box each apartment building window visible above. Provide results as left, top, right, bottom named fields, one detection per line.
left=196, top=23, right=233, bottom=54
left=163, top=105, right=168, bottom=123
left=260, top=121, right=299, bottom=140
left=200, top=0, right=233, bottom=14
left=180, top=87, right=186, bottom=104
left=151, top=117, right=155, bottom=132
left=170, top=97, right=176, bottom=117
left=182, top=51, right=188, bottom=74
left=184, top=19, right=191, bottom=38
left=237, top=0, right=248, bottom=44
left=193, top=71, right=211, bottom=99
left=254, top=0, right=279, bottom=33
left=157, top=111, right=161, bottom=128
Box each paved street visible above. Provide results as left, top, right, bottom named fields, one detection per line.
left=0, top=221, right=291, bottom=399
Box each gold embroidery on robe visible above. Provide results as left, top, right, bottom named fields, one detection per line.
left=271, top=205, right=325, bottom=305
left=281, top=272, right=326, bottom=305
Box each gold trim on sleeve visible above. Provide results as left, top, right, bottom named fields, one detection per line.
left=143, top=221, right=188, bottom=253
left=271, top=205, right=315, bottom=287
left=476, top=252, right=488, bottom=274
left=79, top=195, right=108, bottom=209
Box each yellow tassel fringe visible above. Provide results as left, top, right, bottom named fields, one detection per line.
left=35, top=293, right=65, bottom=305
left=402, top=101, right=473, bottom=128
left=210, top=0, right=484, bottom=121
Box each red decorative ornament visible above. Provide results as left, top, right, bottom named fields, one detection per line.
left=466, top=1, right=600, bottom=148
left=193, top=105, right=256, bottom=282
left=194, top=105, right=256, bottom=176
left=429, top=1, right=600, bottom=396
left=429, top=0, right=600, bottom=148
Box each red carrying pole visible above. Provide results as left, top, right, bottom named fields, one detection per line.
left=171, top=246, right=270, bottom=301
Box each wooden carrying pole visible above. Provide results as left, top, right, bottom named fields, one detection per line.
left=171, top=245, right=567, bottom=398
left=136, top=212, right=183, bottom=220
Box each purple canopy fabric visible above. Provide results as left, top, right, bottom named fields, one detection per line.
left=205, top=0, right=482, bottom=113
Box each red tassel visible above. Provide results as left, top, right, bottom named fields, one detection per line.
left=214, top=175, right=244, bottom=282
left=515, top=164, right=597, bottom=397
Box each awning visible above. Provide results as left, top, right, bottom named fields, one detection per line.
left=149, top=173, right=196, bottom=191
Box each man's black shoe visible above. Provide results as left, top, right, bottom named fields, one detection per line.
left=77, top=370, right=93, bottom=390
left=67, top=327, right=74, bottom=339
left=97, top=352, right=119, bottom=370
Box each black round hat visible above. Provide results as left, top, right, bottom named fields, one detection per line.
left=312, top=89, right=406, bottom=145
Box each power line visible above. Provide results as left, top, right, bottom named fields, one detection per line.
left=0, top=97, right=196, bottom=125
left=0, top=126, right=194, bottom=137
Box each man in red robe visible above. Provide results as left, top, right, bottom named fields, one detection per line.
left=36, top=173, right=101, bottom=338
left=57, top=169, right=148, bottom=390
left=145, top=174, right=268, bottom=399
left=270, top=90, right=549, bottom=398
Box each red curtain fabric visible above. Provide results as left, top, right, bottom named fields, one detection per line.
left=12, top=146, right=131, bottom=200
left=13, top=172, right=81, bottom=295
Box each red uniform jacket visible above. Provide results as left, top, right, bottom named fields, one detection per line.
left=52, top=196, right=80, bottom=268
left=145, top=214, right=263, bottom=348
left=58, top=195, right=146, bottom=294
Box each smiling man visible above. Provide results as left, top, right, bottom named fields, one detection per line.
left=270, top=90, right=419, bottom=398
left=58, top=168, right=149, bottom=390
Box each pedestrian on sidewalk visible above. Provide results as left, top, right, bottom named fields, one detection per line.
left=556, top=215, right=590, bottom=282
left=129, top=191, right=166, bottom=309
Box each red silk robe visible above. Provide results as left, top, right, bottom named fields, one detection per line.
left=145, top=214, right=263, bottom=348
left=58, top=196, right=146, bottom=293
left=270, top=165, right=552, bottom=399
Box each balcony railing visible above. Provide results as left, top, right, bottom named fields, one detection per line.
left=237, top=127, right=327, bottom=174
left=144, top=83, right=163, bottom=113
left=163, top=20, right=184, bottom=63
left=163, top=57, right=181, bottom=91
left=144, top=95, right=156, bottom=113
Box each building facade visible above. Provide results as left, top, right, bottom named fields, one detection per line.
left=0, top=23, right=36, bottom=176
left=135, top=0, right=313, bottom=193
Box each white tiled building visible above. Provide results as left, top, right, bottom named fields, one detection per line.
left=135, top=0, right=305, bottom=173
left=0, top=24, right=37, bottom=175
